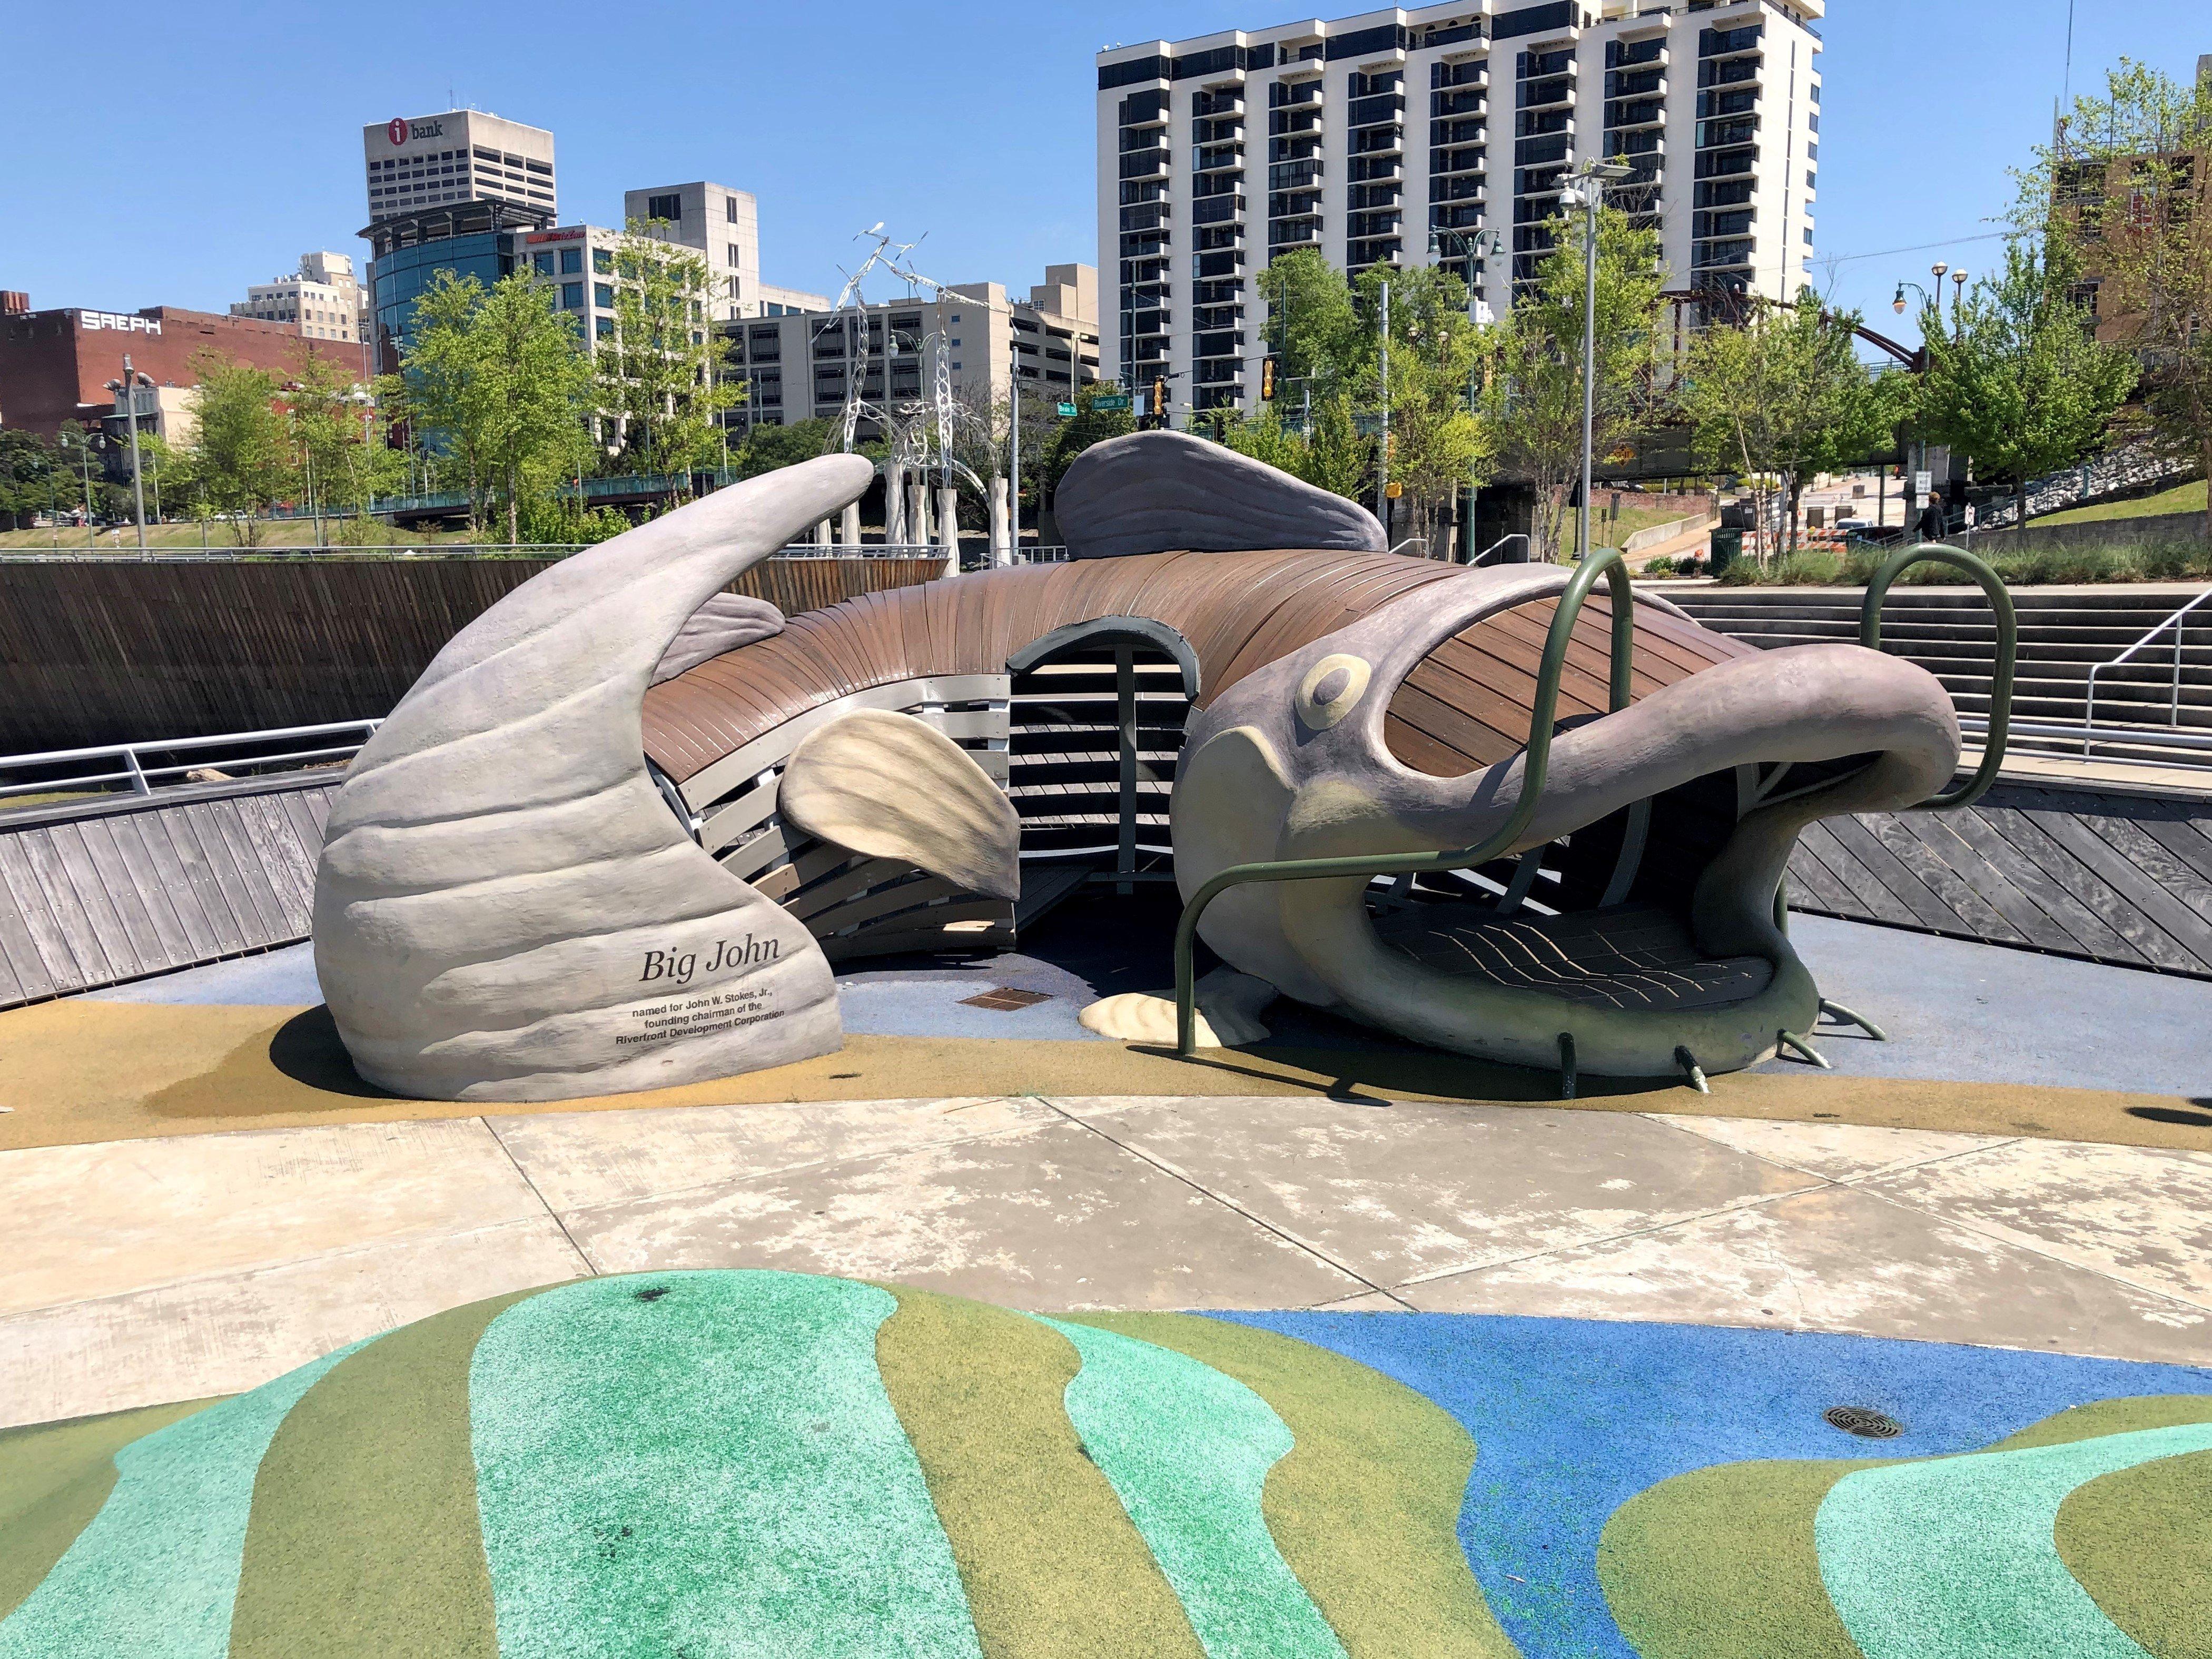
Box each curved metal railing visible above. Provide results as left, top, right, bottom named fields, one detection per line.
left=1858, top=542, right=2018, bottom=811
left=1171, top=549, right=1637, bottom=1056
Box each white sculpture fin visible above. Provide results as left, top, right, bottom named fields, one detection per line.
left=777, top=709, right=1021, bottom=901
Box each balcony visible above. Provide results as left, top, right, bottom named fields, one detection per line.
left=1698, top=56, right=1759, bottom=89
left=1605, top=97, right=1666, bottom=130
left=1192, top=194, right=1245, bottom=224
left=1434, top=114, right=1486, bottom=146
left=1430, top=201, right=1485, bottom=230
left=1430, top=172, right=1486, bottom=203
left=1432, top=142, right=1487, bottom=176
left=1118, top=149, right=1170, bottom=181
left=1192, top=329, right=1245, bottom=358
left=1698, top=23, right=1764, bottom=59
left=1606, top=35, right=1665, bottom=69
left=1268, top=220, right=1321, bottom=248
left=1346, top=238, right=1404, bottom=271
left=1193, top=143, right=1246, bottom=173
left=1269, top=107, right=1323, bottom=136
left=1349, top=182, right=1404, bottom=210
left=1514, top=134, right=1572, bottom=166
left=1192, top=250, right=1246, bottom=279
left=1268, top=78, right=1322, bottom=107
left=1517, top=75, right=1575, bottom=110
left=1268, top=159, right=1324, bottom=190
left=1693, top=146, right=1757, bottom=179
left=1697, top=115, right=1760, bottom=147
left=1351, top=125, right=1406, bottom=155
left=1268, top=187, right=1323, bottom=218
left=1348, top=91, right=1408, bottom=126
left=1192, top=303, right=1244, bottom=329
left=1607, top=128, right=1664, bottom=159
left=1430, top=87, right=1487, bottom=118
left=1692, top=238, right=1756, bottom=270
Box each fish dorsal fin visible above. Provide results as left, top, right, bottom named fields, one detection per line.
left=1055, top=430, right=1388, bottom=560
left=778, top=709, right=1021, bottom=900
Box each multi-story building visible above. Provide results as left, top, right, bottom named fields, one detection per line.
left=1095, top=0, right=1823, bottom=416
left=719, top=264, right=1101, bottom=432
left=229, top=252, right=370, bottom=348
left=621, top=182, right=829, bottom=322
left=0, top=297, right=366, bottom=450
left=361, top=110, right=556, bottom=227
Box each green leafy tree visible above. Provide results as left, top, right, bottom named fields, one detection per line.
left=282, top=355, right=407, bottom=540
left=1915, top=238, right=2137, bottom=542
left=1484, top=207, right=1667, bottom=561
left=1681, top=289, right=1898, bottom=561
left=0, top=429, right=58, bottom=530
left=381, top=269, right=597, bottom=544
left=180, top=353, right=293, bottom=544
left=599, top=221, right=744, bottom=480
left=1258, top=248, right=1364, bottom=406
left=2027, top=59, right=2212, bottom=539
left=729, top=417, right=836, bottom=481
left=1044, top=381, right=1138, bottom=496
left=1356, top=263, right=1494, bottom=550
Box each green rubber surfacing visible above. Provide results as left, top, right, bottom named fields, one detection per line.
left=467, top=1271, right=982, bottom=1659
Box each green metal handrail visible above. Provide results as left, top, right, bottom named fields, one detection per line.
left=1172, top=550, right=1638, bottom=1056
left=1859, top=542, right=2017, bottom=811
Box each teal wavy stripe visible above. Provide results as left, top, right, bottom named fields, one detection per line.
left=1038, top=1316, right=1346, bottom=1659
left=468, top=1271, right=980, bottom=1659
left=1816, top=1422, right=2212, bottom=1659
left=0, top=1343, right=363, bottom=1659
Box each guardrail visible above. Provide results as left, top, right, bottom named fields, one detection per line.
left=1171, top=548, right=1638, bottom=1056
left=2085, top=589, right=2210, bottom=761
left=0, top=543, right=969, bottom=566
left=0, top=720, right=383, bottom=803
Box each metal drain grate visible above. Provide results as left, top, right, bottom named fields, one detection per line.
left=1824, top=1405, right=1903, bottom=1438
left=959, top=986, right=1055, bottom=1012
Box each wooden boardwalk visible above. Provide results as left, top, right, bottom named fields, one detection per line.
left=1790, top=780, right=2212, bottom=979
left=0, top=778, right=335, bottom=1009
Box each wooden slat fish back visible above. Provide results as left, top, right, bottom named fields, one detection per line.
left=1384, top=593, right=1761, bottom=776
left=640, top=549, right=1466, bottom=786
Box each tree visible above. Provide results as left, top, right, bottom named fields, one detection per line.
left=598, top=220, right=744, bottom=480
left=1484, top=207, right=1667, bottom=561
left=1043, top=380, right=1138, bottom=495
left=2028, top=60, right=2212, bottom=539
left=730, top=417, right=836, bottom=480
left=1915, top=238, right=2137, bottom=542
left=1257, top=248, right=1364, bottom=406
left=283, top=355, right=407, bottom=540
left=1356, top=262, right=1494, bottom=550
left=0, top=429, right=58, bottom=530
left=380, top=269, right=597, bottom=544
left=180, top=353, right=293, bottom=544
left=1680, top=289, right=1897, bottom=561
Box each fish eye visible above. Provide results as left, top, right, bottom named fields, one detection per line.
left=1296, top=654, right=1372, bottom=731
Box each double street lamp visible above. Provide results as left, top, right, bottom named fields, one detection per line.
left=1558, top=159, right=1634, bottom=564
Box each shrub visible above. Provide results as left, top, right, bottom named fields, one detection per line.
left=1643, top=554, right=1677, bottom=575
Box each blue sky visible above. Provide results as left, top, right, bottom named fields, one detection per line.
left=0, top=1, right=2196, bottom=348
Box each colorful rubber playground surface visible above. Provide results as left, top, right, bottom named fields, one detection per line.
left=3, top=903, right=2210, bottom=1654
left=3, top=1270, right=2207, bottom=1657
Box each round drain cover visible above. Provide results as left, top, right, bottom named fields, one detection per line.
left=1824, top=1405, right=1903, bottom=1438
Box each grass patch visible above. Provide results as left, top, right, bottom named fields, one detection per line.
left=2036, top=477, right=2206, bottom=527
left=1710, top=537, right=2212, bottom=587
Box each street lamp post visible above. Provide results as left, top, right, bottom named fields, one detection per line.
left=1561, top=160, right=1633, bottom=565
left=103, top=357, right=154, bottom=552
left=1891, top=278, right=1943, bottom=535
left=1376, top=280, right=1391, bottom=532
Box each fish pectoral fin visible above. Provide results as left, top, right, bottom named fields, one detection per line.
left=778, top=709, right=1020, bottom=900
left=652, top=593, right=785, bottom=684
left=1079, top=970, right=1277, bottom=1048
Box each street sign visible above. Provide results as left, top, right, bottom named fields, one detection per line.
left=1353, top=412, right=1385, bottom=436
left=1092, top=394, right=1132, bottom=412
left=1055, top=401, right=1078, bottom=418
left=1912, top=470, right=1932, bottom=495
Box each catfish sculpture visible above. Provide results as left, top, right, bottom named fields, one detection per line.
left=314, top=433, right=1959, bottom=1102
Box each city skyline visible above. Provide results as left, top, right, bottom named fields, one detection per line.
left=0, top=0, right=2196, bottom=348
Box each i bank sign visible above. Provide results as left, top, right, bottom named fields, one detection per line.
left=388, top=116, right=444, bottom=145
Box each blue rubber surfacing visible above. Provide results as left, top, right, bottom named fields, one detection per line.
left=1213, top=1312, right=2212, bottom=1659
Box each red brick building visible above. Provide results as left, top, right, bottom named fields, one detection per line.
left=0, top=296, right=373, bottom=440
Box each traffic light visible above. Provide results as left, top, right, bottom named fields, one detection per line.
left=1260, top=357, right=1277, bottom=401
left=1150, top=376, right=1167, bottom=425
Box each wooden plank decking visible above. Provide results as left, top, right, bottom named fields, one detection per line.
left=1790, top=780, right=2212, bottom=979
left=0, top=778, right=337, bottom=1009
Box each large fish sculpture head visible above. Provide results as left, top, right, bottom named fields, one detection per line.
left=1171, top=560, right=1961, bottom=1079
left=313, top=456, right=876, bottom=1103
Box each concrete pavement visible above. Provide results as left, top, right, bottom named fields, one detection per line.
left=6, top=1093, right=2208, bottom=1427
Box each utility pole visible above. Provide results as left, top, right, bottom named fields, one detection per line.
left=1566, top=160, right=1631, bottom=564
left=1008, top=340, right=1021, bottom=563
left=1376, top=280, right=1391, bottom=530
